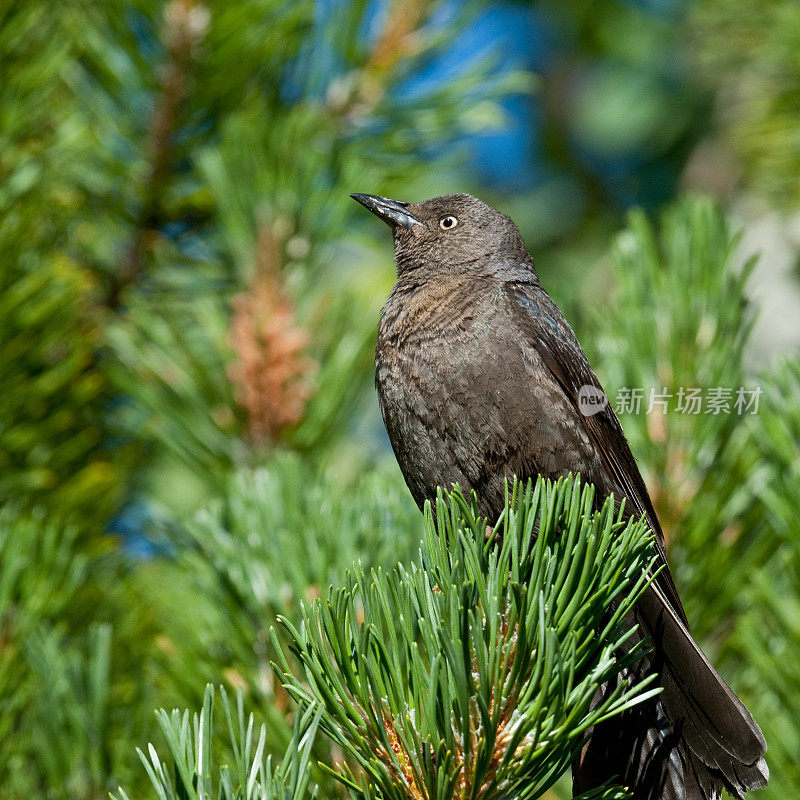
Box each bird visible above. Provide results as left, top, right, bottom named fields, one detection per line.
left=351, top=191, right=768, bottom=800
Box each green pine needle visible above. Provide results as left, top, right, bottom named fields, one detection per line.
left=274, top=474, right=659, bottom=800
left=113, top=685, right=321, bottom=800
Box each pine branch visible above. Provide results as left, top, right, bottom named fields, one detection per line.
left=113, top=685, right=321, bottom=800
left=706, top=357, right=800, bottom=798
left=0, top=507, right=162, bottom=797
left=273, top=475, right=658, bottom=800
left=105, top=1, right=210, bottom=310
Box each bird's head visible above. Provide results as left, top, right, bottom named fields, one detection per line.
left=350, top=193, right=534, bottom=280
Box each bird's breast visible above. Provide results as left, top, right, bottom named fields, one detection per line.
left=376, top=280, right=528, bottom=454
left=375, top=277, right=600, bottom=516
left=376, top=280, right=511, bottom=394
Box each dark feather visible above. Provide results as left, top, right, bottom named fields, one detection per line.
left=503, top=280, right=768, bottom=799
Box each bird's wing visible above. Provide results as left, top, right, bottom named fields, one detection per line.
left=503, top=280, right=688, bottom=623
left=504, top=280, right=767, bottom=797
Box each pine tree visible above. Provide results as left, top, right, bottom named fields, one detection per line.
left=2, top=2, right=799, bottom=799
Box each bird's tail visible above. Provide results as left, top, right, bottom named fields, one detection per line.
left=573, top=583, right=768, bottom=800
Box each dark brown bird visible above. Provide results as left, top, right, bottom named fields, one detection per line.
left=352, top=192, right=768, bottom=800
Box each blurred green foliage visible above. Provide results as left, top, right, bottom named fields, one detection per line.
left=688, top=0, right=800, bottom=206
left=1, top=0, right=800, bottom=799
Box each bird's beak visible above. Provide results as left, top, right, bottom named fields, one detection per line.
left=350, top=193, right=422, bottom=229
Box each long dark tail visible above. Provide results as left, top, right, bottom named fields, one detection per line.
left=573, top=583, right=768, bottom=800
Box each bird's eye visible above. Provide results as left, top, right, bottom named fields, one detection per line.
left=439, top=215, right=458, bottom=230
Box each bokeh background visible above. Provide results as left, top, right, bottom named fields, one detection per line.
left=2, top=0, right=800, bottom=797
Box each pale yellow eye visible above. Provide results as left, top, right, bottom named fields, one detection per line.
left=439, top=215, right=458, bottom=230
